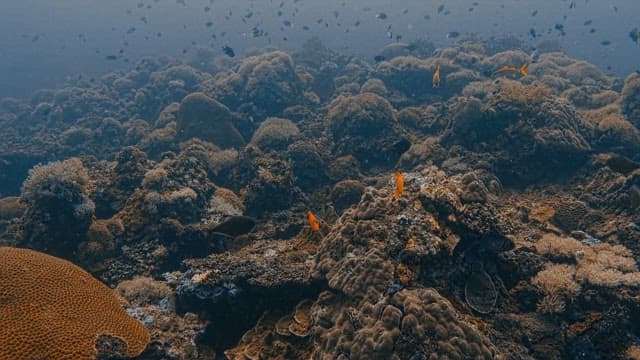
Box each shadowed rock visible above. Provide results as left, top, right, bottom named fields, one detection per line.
left=176, top=92, right=245, bottom=149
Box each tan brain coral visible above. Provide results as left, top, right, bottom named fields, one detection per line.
left=0, top=247, right=149, bottom=360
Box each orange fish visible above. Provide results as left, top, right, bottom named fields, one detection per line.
left=394, top=171, right=404, bottom=199
left=494, top=63, right=528, bottom=77
left=432, top=64, right=441, bottom=88
left=519, top=63, right=529, bottom=76
left=307, top=210, right=320, bottom=232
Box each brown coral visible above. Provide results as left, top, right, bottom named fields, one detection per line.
left=250, top=117, right=300, bottom=152
left=328, top=92, right=407, bottom=170
left=0, top=247, right=149, bottom=359
left=176, top=92, right=245, bottom=148
left=621, top=73, right=640, bottom=128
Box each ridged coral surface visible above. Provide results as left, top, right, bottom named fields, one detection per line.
left=0, top=247, right=149, bottom=360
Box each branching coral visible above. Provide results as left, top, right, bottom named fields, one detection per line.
left=532, top=234, right=640, bottom=313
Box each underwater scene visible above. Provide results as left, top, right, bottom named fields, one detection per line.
left=2, top=0, right=640, bottom=359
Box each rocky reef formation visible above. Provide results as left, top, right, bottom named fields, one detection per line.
left=2, top=38, right=640, bottom=359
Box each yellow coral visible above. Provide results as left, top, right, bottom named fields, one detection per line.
left=0, top=247, right=149, bottom=360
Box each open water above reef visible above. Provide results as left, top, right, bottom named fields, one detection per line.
left=1, top=0, right=640, bottom=97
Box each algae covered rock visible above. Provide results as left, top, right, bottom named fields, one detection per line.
left=176, top=92, right=245, bottom=149
left=211, top=50, right=304, bottom=116
left=329, top=92, right=409, bottom=171
left=442, top=80, right=591, bottom=185
left=621, top=73, right=640, bottom=128
left=250, top=117, right=300, bottom=152
left=19, top=158, right=95, bottom=257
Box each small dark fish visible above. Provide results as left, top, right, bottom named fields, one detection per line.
left=600, top=40, right=611, bottom=46
left=630, top=28, right=640, bottom=44
left=211, top=215, right=256, bottom=238
left=402, top=8, right=409, bottom=14
left=531, top=10, right=538, bottom=17
left=443, top=10, right=450, bottom=15
left=105, top=55, right=117, bottom=60
left=391, top=138, right=411, bottom=154
left=282, top=20, right=292, bottom=27
left=374, top=55, right=386, bottom=62
left=530, top=49, right=540, bottom=62
left=222, top=45, right=235, bottom=57
left=126, top=27, right=136, bottom=34
left=376, top=12, right=387, bottom=19
left=590, top=28, right=596, bottom=34
left=554, top=23, right=566, bottom=36
left=302, top=25, right=310, bottom=31
left=437, top=4, right=445, bottom=14
left=583, top=19, right=593, bottom=26
left=446, top=31, right=460, bottom=39
left=205, top=21, right=214, bottom=28
left=569, top=1, right=576, bottom=9
left=204, top=6, right=210, bottom=12
left=529, top=28, right=537, bottom=39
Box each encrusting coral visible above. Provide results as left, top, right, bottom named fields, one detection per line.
left=0, top=247, right=149, bottom=360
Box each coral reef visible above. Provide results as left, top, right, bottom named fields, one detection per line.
left=2, top=40, right=640, bottom=359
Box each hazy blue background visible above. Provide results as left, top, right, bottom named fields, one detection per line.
left=1, top=0, right=639, bottom=98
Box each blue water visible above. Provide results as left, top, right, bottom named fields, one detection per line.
left=1, top=0, right=639, bottom=97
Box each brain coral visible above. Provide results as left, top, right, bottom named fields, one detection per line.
left=0, top=247, right=149, bottom=360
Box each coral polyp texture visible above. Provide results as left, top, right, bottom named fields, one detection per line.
left=0, top=247, right=149, bottom=360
